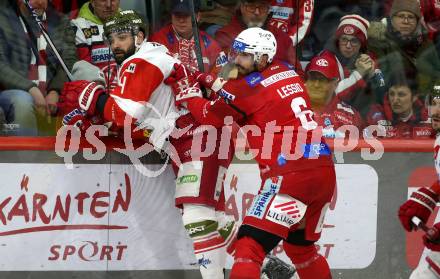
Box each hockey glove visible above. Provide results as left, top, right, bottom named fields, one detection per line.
left=58, top=80, right=105, bottom=117
left=62, top=108, right=91, bottom=132
left=194, top=71, right=227, bottom=94
left=399, top=187, right=439, bottom=231
left=175, top=86, right=203, bottom=107
left=424, top=222, right=440, bottom=251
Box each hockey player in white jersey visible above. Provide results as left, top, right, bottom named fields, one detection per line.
left=399, top=80, right=440, bottom=279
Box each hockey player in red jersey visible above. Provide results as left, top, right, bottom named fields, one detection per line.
left=169, top=27, right=336, bottom=279
left=398, top=80, right=440, bottom=278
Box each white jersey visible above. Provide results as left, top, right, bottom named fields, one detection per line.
left=435, top=135, right=440, bottom=180
left=410, top=134, right=440, bottom=279
left=102, top=41, right=179, bottom=150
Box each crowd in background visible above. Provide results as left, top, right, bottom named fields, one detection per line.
left=0, top=0, right=439, bottom=140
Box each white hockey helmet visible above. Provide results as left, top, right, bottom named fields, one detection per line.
left=231, top=27, right=277, bottom=64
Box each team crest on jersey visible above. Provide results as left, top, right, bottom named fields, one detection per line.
left=126, top=63, right=136, bottom=73
left=324, top=117, right=332, bottom=126
left=82, top=26, right=100, bottom=39
left=245, top=72, right=263, bottom=88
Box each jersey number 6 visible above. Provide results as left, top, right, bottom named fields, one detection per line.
left=291, top=97, right=317, bottom=130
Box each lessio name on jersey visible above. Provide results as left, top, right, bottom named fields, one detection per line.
left=277, top=83, right=304, bottom=99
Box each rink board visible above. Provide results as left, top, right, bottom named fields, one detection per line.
left=0, top=148, right=433, bottom=278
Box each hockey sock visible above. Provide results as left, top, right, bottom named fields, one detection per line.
left=186, top=219, right=227, bottom=279
left=230, top=236, right=266, bottom=279
left=283, top=242, right=332, bottom=279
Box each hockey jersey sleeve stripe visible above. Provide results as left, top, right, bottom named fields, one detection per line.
left=334, top=71, right=366, bottom=101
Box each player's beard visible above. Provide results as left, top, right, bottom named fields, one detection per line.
left=113, top=43, right=136, bottom=65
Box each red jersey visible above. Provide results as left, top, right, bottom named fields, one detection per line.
left=150, top=25, right=227, bottom=73
left=269, top=0, right=314, bottom=46
left=366, top=94, right=434, bottom=138
left=313, top=97, right=364, bottom=138
left=185, top=61, right=332, bottom=169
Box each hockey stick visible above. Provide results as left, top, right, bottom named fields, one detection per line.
left=22, top=0, right=74, bottom=81
left=412, top=216, right=440, bottom=242
left=188, top=0, right=205, bottom=73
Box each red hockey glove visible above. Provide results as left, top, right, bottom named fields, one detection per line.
left=194, top=71, right=227, bottom=94
left=424, top=222, right=440, bottom=251
left=58, top=80, right=105, bottom=117
left=164, top=63, right=202, bottom=107
left=164, top=63, right=191, bottom=85
left=62, top=108, right=91, bottom=132
left=175, top=86, right=203, bottom=107
left=399, top=187, right=439, bottom=231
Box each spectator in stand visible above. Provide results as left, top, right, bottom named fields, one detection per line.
left=313, top=14, right=387, bottom=116
left=0, top=0, right=77, bottom=136
left=368, top=0, right=440, bottom=97
left=305, top=55, right=363, bottom=138
left=420, top=0, right=440, bottom=56
left=214, top=0, right=298, bottom=68
left=71, top=0, right=120, bottom=88
left=366, top=78, right=433, bottom=138
left=199, top=0, right=239, bottom=37
left=51, top=0, right=87, bottom=18
left=268, top=0, right=314, bottom=47
left=151, top=0, right=227, bottom=73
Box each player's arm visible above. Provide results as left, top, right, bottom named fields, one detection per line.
left=169, top=70, right=245, bottom=127
left=186, top=95, right=244, bottom=127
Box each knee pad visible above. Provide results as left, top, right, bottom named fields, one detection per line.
left=237, top=225, right=281, bottom=254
